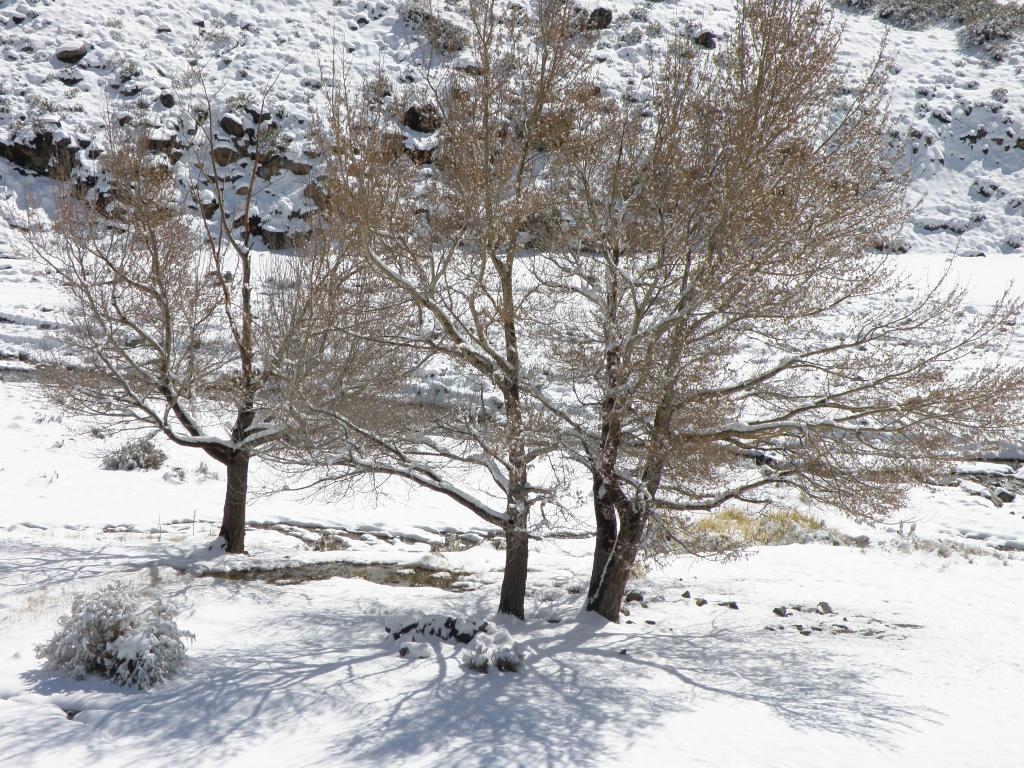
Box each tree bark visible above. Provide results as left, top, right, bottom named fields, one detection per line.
left=586, top=477, right=643, bottom=622
left=498, top=525, right=529, bottom=619
left=219, top=453, right=249, bottom=554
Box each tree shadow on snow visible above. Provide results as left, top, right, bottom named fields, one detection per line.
left=14, top=587, right=937, bottom=768
left=336, top=615, right=937, bottom=767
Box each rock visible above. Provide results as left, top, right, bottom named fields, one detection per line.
left=694, top=30, right=717, bottom=49
left=211, top=146, right=239, bottom=166
left=398, top=641, right=432, bottom=659
left=159, top=92, right=176, bottom=108
left=620, top=606, right=630, bottom=616
left=245, top=106, right=272, bottom=124
left=55, top=41, right=88, bottom=65
left=156, top=25, right=172, bottom=34
left=219, top=113, right=246, bottom=138
left=0, top=131, right=75, bottom=175
left=587, top=7, right=613, bottom=30
left=816, top=601, right=834, bottom=615
left=718, top=601, right=739, bottom=610
left=625, top=590, right=645, bottom=603
left=681, top=590, right=691, bottom=599
left=772, top=606, right=789, bottom=617
left=403, top=103, right=442, bottom=133
left=261, top=227, right=288, bottom=250
left=645, top=619, right=656, bottom=625
left=280, top=156, right=312, bottom=175
left=852, top=534, right=870, bottom=548
left=994, top=486, right=1016, bottom=503
left=198, top=198, right=219, bottom=219
left=57, top=70, right=84, bottom=86
left=694, top=598, right=708, bottom=607
left=257, top=153, right=312, bottom=180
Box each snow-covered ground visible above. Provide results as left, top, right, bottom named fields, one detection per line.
left=4, top=0, right=1024, bottom=765
left=1, top=376, right=1023, bottom=767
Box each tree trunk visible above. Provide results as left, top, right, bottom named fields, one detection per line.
left=219, top=453, right=249, bottom=554
left=498, top=525, right=529, bottom=619
left=586, top=477, right=643, bottom=622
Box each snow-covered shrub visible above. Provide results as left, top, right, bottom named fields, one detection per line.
left=460, top=628, right=528, bottom=674
left=101, top=436, right=167, bottom=471
left=36, top=584, right=194, bottom=690
left=398, top=1, right=469, bottom=52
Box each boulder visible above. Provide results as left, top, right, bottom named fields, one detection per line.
left=211, top=145, right=239, bottom=166
left=55, top=40, right=88, bottom=65
left=0, top=131, right=76, bottom=175
left=587, top=7, right=613, bottom=31
left=219, top=113, right=246, bottom=138
left=403, top=103, right=442, bottom=133
left=694, top=30, right=717, bottom=50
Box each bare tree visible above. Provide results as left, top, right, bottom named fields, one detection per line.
left=275, top=0, right=593, bottom=618
left=24, top=83, right=300, bottom=554
left=531, top=0, right=1024, bottom=620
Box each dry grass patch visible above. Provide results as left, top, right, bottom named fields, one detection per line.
left=694, top=507, right=829, bottom=547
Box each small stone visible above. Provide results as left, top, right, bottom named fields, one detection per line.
left=681, top=590, right=691, bottom=599
left=620, top=606, right=630, bottom=617
left=625, top=590, right=645, bottom=603
left=618, top=648, right=628, bottom=655
left=694, top=598, right=707, bottom=607
left=718, top=601, right=739, bottom=610
left=156, top=25, right=172, bottom=34
left=645, top=619, right=656, bottom=625
left=159, top=92, right=176, bottom=108
left=772, top=606, right=789, bottom=617
left=55, top=41, right=89, bottom=65
left=816, top=601, right=834, bottom=615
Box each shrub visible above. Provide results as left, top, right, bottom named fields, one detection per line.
left=36, top=584, right=194, bottom=690
left=398, top=1, right=469, bottom=52
left=694, top=507, right=828, bottom=547
left=101, top=436, right=167, bottom=471
left=461, top=628, right=527, bottom=673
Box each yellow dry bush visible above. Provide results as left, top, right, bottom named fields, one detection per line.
left=694, top=507, right=826, bottom=547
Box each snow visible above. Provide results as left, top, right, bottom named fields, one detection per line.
left=3, top=0, right=1024, bottom=765
left=2, top=371, right=1023, bottom=766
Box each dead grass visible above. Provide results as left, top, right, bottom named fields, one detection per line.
left=694, top=506, right=828, bottom=546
